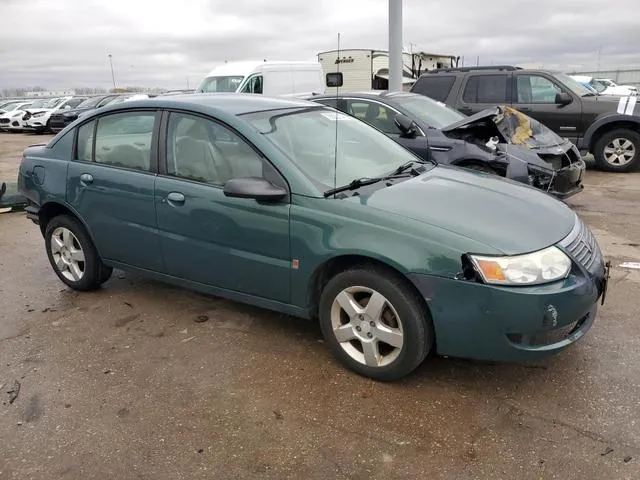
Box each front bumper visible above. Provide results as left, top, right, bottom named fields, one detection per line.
left=409, top=219, right=606, bottom=362
left=24, top=118, right=48, bottom=131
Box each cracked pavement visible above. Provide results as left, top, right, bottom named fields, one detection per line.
left=1, top=134, right=639, bottom=479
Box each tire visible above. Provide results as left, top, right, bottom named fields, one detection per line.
left=44, top=215, right=110, bottom=291
left=318, top=266, right=433, bottom=381
left=593, top=128, right=640, bottom=172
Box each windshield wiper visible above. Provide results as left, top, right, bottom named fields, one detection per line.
left=323, top=177, right=384, bottom=197
left=323, top=161, right=426, bottom=198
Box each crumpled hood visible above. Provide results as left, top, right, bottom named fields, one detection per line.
left=442, top=105, right=567, bottom=149
left=356, top=165, right=576, bottom=255
left=25, top=108, right=54, bottom=115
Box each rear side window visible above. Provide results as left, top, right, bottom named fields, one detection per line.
left=94, top=112, right=156, bottom=171
left=76, top=121, right=95, bottom=162
left=463, top=75, right=508, bottom=103
left=411, top=76, right=455, bottom=102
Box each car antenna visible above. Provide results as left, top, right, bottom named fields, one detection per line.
left=332, top=32, right=341, bottom=198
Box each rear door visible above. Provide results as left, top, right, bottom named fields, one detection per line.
left=511, top=72, right=582, bottom=141
left=455, top=73, right=511, bottom=115
left=66, top=110, right=163, bottom=271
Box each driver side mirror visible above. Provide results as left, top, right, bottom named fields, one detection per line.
left=555, top=92, right=572, bottom=105
left=394, top=113, right=418, bottom=138
left=223, top=177, right=287, bottom=202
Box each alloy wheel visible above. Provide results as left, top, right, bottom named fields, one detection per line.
left=603, top=138, right=636, bottom=166
left=330, top=286, right=404, bottom=368
left=50, top=227, right=86, bottom=282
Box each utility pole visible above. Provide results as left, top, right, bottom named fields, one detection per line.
left=108, top=54, right=116, bottom=90
left=388, top=0, right=403, bottom=92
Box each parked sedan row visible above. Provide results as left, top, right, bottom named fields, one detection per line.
left=0, top=93, right=155, bottom=133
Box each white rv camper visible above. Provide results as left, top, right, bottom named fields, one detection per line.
left=317, top=49, right=459, bottom=93
left=196, top=61, right=324, bottom=97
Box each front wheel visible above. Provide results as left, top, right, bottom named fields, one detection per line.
left=45, top=215, right=112, bottom=291
left=318, top=266, right=433, bottom=381
left=594, top=128, right=640, bottom=172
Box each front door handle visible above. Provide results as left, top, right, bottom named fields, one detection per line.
left=80, top=173, right=93, bottom=184
left=166, top=192, right=185, bottom=204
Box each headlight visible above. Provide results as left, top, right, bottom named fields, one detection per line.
left=470, top=246, right=571, bottom=285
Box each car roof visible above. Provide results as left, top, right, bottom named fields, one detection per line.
left=310, top=91, right=423, bottom=102
left=100, top=93, right=316, bottom=116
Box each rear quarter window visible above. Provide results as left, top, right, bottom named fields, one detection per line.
left=462, top=75, right=508, bottom=103
left=411, top=76, right=456, bottom=102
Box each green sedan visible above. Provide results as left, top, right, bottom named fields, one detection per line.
left=18, top=94, right=609, bottom=381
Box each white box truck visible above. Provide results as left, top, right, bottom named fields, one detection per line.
left=196, top=61, right=324, bottom=97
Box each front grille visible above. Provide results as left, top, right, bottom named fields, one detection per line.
left=0, top=118, right=9, bottom=124
left=558, top=216, right=602, bottom=274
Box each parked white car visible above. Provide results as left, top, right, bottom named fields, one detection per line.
left=23, top=96, right=88, bottom=133
left=0, top=101, right=34, bottom=132
left=596, top=78, right=638, bottom=96
left=570, top=75, right=638, bottom=96
left=0, top=100, right=28, bottom=115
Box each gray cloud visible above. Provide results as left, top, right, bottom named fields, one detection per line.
left=1, top=0, right=638, bottom=89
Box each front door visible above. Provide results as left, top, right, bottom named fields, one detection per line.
left=154, top=111, right=291, bottom=302
left=511, top=73, right=582, bottom=142
left=66, top=110, right=163, bottom=271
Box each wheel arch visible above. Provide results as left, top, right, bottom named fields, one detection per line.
left=306, top=254, right=432, bottom=321
left=586, top=117, right=640, bottom=153
left=38, top=201, right=102, bottom=257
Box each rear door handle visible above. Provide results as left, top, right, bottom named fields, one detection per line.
left=80, top=173, right=93, bottom=184
left=166, top=192, right=185, bottom=204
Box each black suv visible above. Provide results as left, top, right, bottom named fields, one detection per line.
left=411, top=66, right=640, bottom=172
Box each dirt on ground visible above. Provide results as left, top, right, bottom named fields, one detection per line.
left=1, top=133, right=639, bottom=479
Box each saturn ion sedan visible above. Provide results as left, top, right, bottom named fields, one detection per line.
left=18, top=94, right=609, bottom=381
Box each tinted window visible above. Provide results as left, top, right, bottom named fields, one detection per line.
left=463, top=75, right=508, bottom=103
left=346, top=100, right=402, bottom=134
left=76, top=120, right=95, bottom=162
left=166, top=112, right=265, bottom=186
left=64, top=98, right=87, bottom=109
left=94, top=112, right=155, bottom=171
left=516, top=75, right=562, bottom=103
left=411, top=76, right=456, bottom=102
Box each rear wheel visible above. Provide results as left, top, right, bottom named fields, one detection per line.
left=318, top=266, right=433, bottom=381
left=594, top=128, right=640, bottom=172
left=45, top=215, right=112, bottom=291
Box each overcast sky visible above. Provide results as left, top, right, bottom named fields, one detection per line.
left=1, top=0, right=639, bottom=89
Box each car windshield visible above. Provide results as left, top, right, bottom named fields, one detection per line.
left=28, top=99, right=51, bottom=108
left=392, top=94, right=466, bottom=128
left=553, top=73, right=594, bottom=96
left=589, top=80, right=607, bottom=93
left=198, top=76, right=244, bottom=93
left=243, top=107, right=428, bottom=194
left=2, top=103, right=22, bottom=112
left=76, top=96, right=105, bottom=108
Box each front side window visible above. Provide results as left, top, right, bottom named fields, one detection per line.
left=166, top=112, right=266, bottom=186
left=346, top=100, right=401, bottom=134
left=463, top=75, right=508, bottom=103
left=94, top=111, right=156, bottom=171
left=239, top=75, right=263, bottom=94
left=76, top=120, right=95, bottom=162
left=242, top=107, right=429, bottom=194
left=516, top=75, right=562, bottom=103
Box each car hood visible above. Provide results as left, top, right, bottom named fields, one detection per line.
left=442, top=105, right=567, bottom=149
left=354, top=165, right=576, bottom=255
